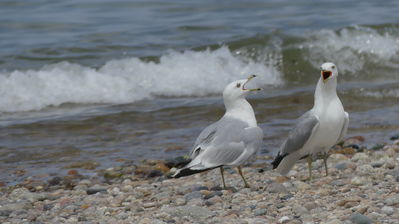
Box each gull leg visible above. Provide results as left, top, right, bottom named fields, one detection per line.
left=307, top=156, right=313, bottom=180
left=220, top=167, right=226, bottom=188
left=323, top=152, right=329, bottom=176
left=237, top=166, right=250, bottom=188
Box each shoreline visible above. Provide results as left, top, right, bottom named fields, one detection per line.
left=1, top=135, right=398, bottom=223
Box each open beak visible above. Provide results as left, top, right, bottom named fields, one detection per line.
left=321, top=70, right=332, bottom=83
left=243, top=74, right=262, bottom=91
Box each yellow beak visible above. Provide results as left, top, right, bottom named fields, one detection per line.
left=245, top=74, right=262, bottom=91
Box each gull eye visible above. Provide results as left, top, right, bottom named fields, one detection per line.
left=331, top=65, right=335, bottom=69
left=236, top=83, right=241, bottom=88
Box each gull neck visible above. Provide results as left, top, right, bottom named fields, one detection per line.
left=314, top=77, right=339, bottom=110
left=224, top=97, right=257, bottom=127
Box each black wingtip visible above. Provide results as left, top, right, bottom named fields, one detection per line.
left=172, top=167, right=214, bottom=178
left=271, top=152, right=287, bottom=169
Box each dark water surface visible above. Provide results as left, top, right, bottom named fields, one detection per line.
left=1, top=0, right=399, bottom=185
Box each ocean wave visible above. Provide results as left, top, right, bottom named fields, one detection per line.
left=0, top=47, right=281, bottom=112
left=302, top=25, right=399, bottom=73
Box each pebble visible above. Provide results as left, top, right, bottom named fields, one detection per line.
left=384, top=194, right=399, bottom=206
left=267, top=182, right=288, bottom=193
left=166, top=206, right=213, bottom=220
left=278, top=216, right=290, bottom=223
left=86, top=185, right=107, bottom=195
left=349, top=212, right=372, bottom=224
left=254, top=208, right=267, bottom=216
left=185, top=191, right=203, bottom=201
left=381, top=206, right=394, bottom=215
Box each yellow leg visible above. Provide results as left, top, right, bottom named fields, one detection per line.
left=237, top=166, right=250, bottom=188
left=307, top=156, right=313, bottom=180
left=323, top=152, right=329, bottom=176
left=220, top=167, right=226, bottom=188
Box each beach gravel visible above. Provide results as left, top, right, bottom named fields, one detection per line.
left=0, top=141, right=398, bottom=223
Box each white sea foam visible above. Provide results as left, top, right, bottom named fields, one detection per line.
left=303, top=26, right=399, bottom=73
left=0, top=47, right=281, bottom=112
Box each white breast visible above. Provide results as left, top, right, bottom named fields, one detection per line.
left=303, top=98, right=345, bottom=154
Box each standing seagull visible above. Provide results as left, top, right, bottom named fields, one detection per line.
left=272, top=62, right=349, bottom=179
left=172, top=75, right=263, bottom=188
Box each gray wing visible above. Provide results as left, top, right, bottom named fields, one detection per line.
left=280, top=110, right=320, bottom=155
left=337, top=112, right=349, bottom=143
left=188, top=117, right=263, bottom=168
left=205, top=126, right=263, bottom=166
left=189, top=122, right=218, bottom=158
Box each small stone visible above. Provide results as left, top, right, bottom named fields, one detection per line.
left=356, top=206, right=368, bottom=214
left=206, top=191, right=223, bottom=200
left=192, top=185, right=208, bottom=191
left=304, top=202, right=318, bottom=211
left=370, top=160, right=384, bottom=168
left=351, top=177, right=366, bottom=186
left=147, top=170, right=163, bottom=178
left=104, top=170, right=122, bottom=179
left=64, top=161, right=100, bottom=170
left=143, top=202, right=157, bottom=208
left=200, top=190, right=212, bottom=197
left=78, top=179, right=91, bottom=185
left=86, top=185, right=107, bottom=195
left=349, top=212, right=372, bottom=224
left=371, top=144, right=385, bottom=150
left=384, top=194, right=399, bottom=205
left=329, top=153, right=349, bottom=162
left=67, top=170, right=79, bottom=176
left=279, top=216, right=290, bottom=223
left=164, top=145, right=184, bottom=152
left=344, top=201, right=359, bottom=208
left=293, top=181, right=310, bottom=191
left=343, top=136, right=365, bottom=147
left=121, top=185, right=133, bottom=192
left=210, top=186, right=223, bottom=191
left=351, top=153, right=369, bottom=162
left=384, top=159, right=396, bottom=169
left=292, top=204, right=308, bottom=214
left=10, top=188, right=47, bottom=202
left=356, top=164, right=373, bottom=174
left=175, top=198, right=186, bottom=206
left=48, top=176, right=62, bottom=186
left=386, top=147, right=396, bottom=157
left=381, top=206, right=394, bottom=215
left=185, top=191, right=202, bottom=201
left=267, top=182, right=288, bottom=193
left=166, top=205, right=213, bottom=219
left=275, top=176, right=290, bottom=183
left=331, top=180, right=346, bottom=187
left=335, top=162, right=349, bottom=170
left=336, top=147, right=356, bottom=155
left=139, top=218, right=152, bottom=224
left=254, top=208, right=267, bottom=216
left=204, top=200, right=214, bottom=206
left=280, top=193, right=294, bottom=201
left=325, top=219, right=343, bottom=224
left=390, top=134, right=399, bottom=140
left=154, top=162, right=170, bottom=173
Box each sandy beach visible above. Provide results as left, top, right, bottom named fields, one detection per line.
left=1, top=136, right=398, bottom=224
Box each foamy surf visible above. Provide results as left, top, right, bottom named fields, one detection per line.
left=303, top=25, right=399, bottom=73
left=0, top=47, right=281, bottom=112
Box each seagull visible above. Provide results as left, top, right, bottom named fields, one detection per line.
left=172, top=75, right=263, bottom=188
left=272, top=62, right=349, bottom=180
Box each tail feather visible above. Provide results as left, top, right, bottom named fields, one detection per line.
left=274, top=152, right=302, bottom=176
left=271, top=152, right=287, bottom=169
left=172, top=167, right=214, bottom=178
